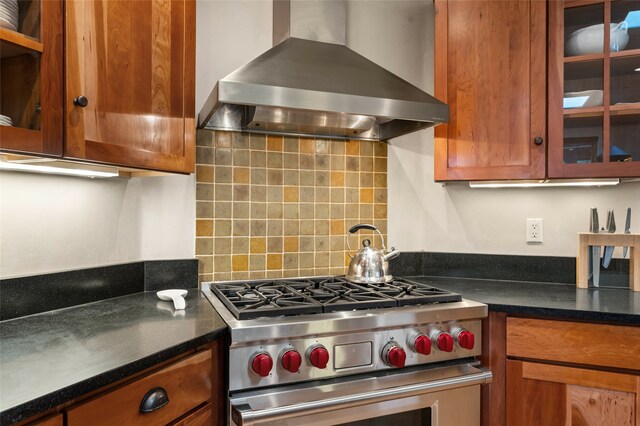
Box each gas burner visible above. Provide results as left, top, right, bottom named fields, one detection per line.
left=210, top=276, right=461, bottom=320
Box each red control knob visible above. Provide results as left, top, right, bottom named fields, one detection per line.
left=457, top=330, right=475, bottom=350
left=387, top=346, right=407, bottom=368
left=281, top=350, right=302, bottom=373
left=309, top=346, right=330, bottom=369
left=413, top=334, right=432, bottom=355
left=251, top=353, right=273, bottom=377
left=436, top=332, right=454, bottom=352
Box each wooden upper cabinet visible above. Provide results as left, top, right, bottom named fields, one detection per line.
left=0, top=0, right=63, bottom=156
left=433, top=0, right=547, bottom=181
left=64, top=0, right=195, bottom=173
left=548, top=0, right=640, bottom=178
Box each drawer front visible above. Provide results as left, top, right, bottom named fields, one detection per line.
left=507, top=318, right=640, bottom=370
left=67, top=350, right=212, bottom=426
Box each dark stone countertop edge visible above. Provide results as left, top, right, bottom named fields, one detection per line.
left=482, top=303, right=640, bottom=325
left=0, top=327, right=227, bottom=425
left=407, top=275, right=640, bottom=326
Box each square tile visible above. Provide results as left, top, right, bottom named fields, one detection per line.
left=300, top=170, right=315, bottom=186
left=195, top=238, right=213, bottom=255
left=232, top=133, right=249, bottom=149
left=232, top=202, right=250, bottom=219
left=233, top=150, right=250, bottom=167
left=251, top=220, right=267, bottom=236
left=284, top=204, right=299, bottom=219
left=284, top=137, right=299, bottom=152
left=251, top=186, right=267, bottom=202
left=300, top=203, right=314, bottom=219
left=251, top=168, right=267, bottom=185
left=196, top=165, right=213, bottom=183
left=251, top=204, right=267, bottom=220
left=284, top=236, right=299, bottom=252
left=345, top=140, right=359, bottom=155
left=267, top=254, right=283, bottom=270
left=250, top=237, right=267, bottom=253
left=196, top=220, right=213, bottom=237
left=283, top=253, right=298, bottom=269
left=232, top=237, right=249, bottom=254
left=268, top=237, right=283, bottom=252
left=267, top=186, right=283, bottom=202
left=214, top=237, right=231, bottom=254
left=300, top=138, right=315, bottom=153
left=214, top=148, right=232, bottom=165
left=198, top=256, right=213, bottom=274
left=215, top=184, right=232, bottom=201
left=315, top=155, right=330, bottom=170
left=268, top=169, right=284, bottom=185
left=316, top=187, right=330, bottom=202
left=196, top=129, right=214, bottom=147
left=284, top=220, right=299, bottom=235
left=300, top=236, right=315, bottom=252
left=196, top=201, right=213, bottom=218
left=283, top=170, right=299, bottom=185
left=232, top=255, right=248, bottom=271
left=316, top=220, right=330, bottom=235
left=233, top=185, right=250, bottom=202
left=284, top=187, right=299, bottom=202
left=196, top=184, right=214, bottom=201
left=213, top=255, right=231, bottom=273
left=267, top=220, right=283, bottom=236
left=251, top=151, right=266, bottom=167
left=250, top=134, right=266, bottom=150
left=197, top=147, right=214, bottom=164
left=215, top=131, right=232, bottom=148
left=300, top=154, right=314, bottom=170
left=267, top=135, right=283, bottom=151
left=249, top=254, right=266, bottom=270
left=267, top=152, right=283, bottom=168
left=233, top=220, right=250, bottom=236
left=267, top=203, right=283, bottom=219
left=283, top=153, right=299, bottom=169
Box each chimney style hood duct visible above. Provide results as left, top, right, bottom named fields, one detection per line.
left=198, top=1, right=448, bottom=141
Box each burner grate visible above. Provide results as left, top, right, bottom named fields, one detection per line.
left=210, top=276, right=462, bottom=319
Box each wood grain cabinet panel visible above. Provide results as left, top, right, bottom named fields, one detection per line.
left=64, top=0, right=195, bottom=173
left=433, top=0, right=546, bottom=181
left=507, top=360, right=639, bottom=426
left=66, top=350, right=212, bottom=426
left=506, top=317, right=640, bottom=370
left=26, top=413, right=63, bottom=426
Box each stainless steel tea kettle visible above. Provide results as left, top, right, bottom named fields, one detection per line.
left=346, top=224, right=400, bottom=284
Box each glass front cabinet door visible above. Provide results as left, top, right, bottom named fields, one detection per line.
left=549, top=0, right=640, bottom=178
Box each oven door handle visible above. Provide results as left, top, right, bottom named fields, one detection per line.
left=231, top=368, right=492, bottom=426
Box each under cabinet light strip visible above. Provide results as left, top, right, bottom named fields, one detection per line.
left=469, top=179, right=620, bottom=188
left=0, top=161, right=119, bottom=178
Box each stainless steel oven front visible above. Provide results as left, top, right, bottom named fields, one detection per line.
left=229, top=362, right=491, bottom=426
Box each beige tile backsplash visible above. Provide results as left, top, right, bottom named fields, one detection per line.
left=195, top=130, right=388, bottom=283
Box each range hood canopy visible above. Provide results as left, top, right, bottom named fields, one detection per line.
left=198, top=2, right=449, bottom=141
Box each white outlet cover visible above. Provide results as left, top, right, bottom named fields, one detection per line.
left=526, top=218, right=544, bottom=243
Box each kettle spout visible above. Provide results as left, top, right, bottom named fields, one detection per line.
left=383, top=249, right=400, bottom=262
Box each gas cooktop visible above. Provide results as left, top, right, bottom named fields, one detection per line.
left=209, top=276, right=462, bottom=320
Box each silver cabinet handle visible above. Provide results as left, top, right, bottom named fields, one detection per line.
left=232, top=368, right=492, bottom=426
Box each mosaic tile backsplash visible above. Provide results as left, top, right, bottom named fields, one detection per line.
left=195, top=130, right=388, bottom=282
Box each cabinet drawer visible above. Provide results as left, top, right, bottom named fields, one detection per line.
left=67, top=350, right=212, bottom=426
left=507, top=318, right=640, bottom=370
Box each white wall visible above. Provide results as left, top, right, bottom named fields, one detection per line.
left=0, top=172, right=194, bottom=278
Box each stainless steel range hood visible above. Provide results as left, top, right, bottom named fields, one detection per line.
left=198, top=1, right=448, bottom=141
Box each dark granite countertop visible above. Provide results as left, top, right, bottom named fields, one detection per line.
left=0, top=289, right=227, bottom=425
left=409, top=276, right=640, bottom=325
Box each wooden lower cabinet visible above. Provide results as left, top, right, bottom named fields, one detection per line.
left=482, top=314, right=640, bottom=426
left=17, top=340, right=224, bottom=426
left=172, top=403, right=213, bottom=426
left=66, top=350, right=212, bottom=426
left=506, top=360, right=639, bottom=426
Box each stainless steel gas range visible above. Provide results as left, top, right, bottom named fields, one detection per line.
left=201, top=276, right=492, bottom=426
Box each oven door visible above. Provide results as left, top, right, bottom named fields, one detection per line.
left=229, top=363, right=491, bottom=426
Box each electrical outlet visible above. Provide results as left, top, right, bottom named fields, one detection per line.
left=526, top=218, right=544, bottom=243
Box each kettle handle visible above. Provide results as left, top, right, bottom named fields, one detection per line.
left=348, top=224, right=378, bottom=233
left=346, top=223, right=386, bottom=258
